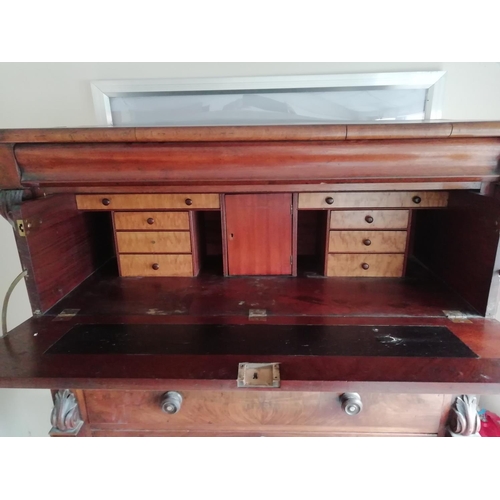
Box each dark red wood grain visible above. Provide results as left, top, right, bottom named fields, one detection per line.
left=17, top=194, right=114, bottom=313
left=0, top=144, right=21, bottom=188
left=14, top=139, right=500, bottom=186
left=413, top=191, right=500, bottom=317
left=225, top=194, right=293, bottom=275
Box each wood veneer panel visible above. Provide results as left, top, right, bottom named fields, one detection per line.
left=414, top=191, right=500, bottom=317
left=299, top=191, right=449, bottom=209
left=329, top=231, right=407, bottom=253
left=114, top=211, right=189, bottom=231
left=119, top=254, right=193, bottom=277
left=84, top=390, right=444, bottom=435
left=327, top=254, right=404, bottom=277
left=330, top=210, right=409, bottom=229
left=76, top=193, right=219, bottom=210
left=3, top=122, right=500, bottom=144
left=116, top=231, right=191, bottom=254
left=17, top=195, right=113, bottom=313
left=0, top=144, right=21, bottom=188
left=15, top=139, right=500, bottom=186
left=225, top=193, right=293, bottom=276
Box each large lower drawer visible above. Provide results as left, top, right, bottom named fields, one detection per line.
left=299, top=191, right=449, bottom=209
left=327, top=253, right=404, bottom=277
left=83, top=390, right=447, bottom=436
left=76, top=193, right=220, bottom=210
left=329, top=230, right=407, bottom=253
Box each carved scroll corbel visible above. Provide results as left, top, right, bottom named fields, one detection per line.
left=446, top=395, right=481, bottom=437
left=50, top=389, right=84, bottom=436
left=0, top=189, right=24, bottom=227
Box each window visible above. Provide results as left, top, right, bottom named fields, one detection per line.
left=91, top=72, right=446, bottom=127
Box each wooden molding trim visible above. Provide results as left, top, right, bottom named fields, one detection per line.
left=1, top=121, right=500, bottom=144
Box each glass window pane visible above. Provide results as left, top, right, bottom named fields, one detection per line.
left=110, top=88, right=427, bottom=126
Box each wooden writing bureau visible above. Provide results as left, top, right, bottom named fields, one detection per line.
left=2, top=122, right=500, bottom=437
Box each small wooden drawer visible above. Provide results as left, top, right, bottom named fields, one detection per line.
left=327, top=253, right=404, bottom=277
left=114, top=211, right=190, bottom=231
left=116, top=231, right=191, bottom=254
left=83, top=390, right=446, bottom=436
left=76, top=193, right=220, bottom=210
left=330, top=210, right=409, bottom=229
left=329, top=231, right=407, bottom=253
left=119, top=254, right=193, bottom=277
left=298, top=191, right=448, bottom=209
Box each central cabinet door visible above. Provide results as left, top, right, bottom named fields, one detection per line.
left=225, top=194, right=293, bottom=276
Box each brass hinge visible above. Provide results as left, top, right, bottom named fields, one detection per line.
left=443, top=310, right=472, bottom=324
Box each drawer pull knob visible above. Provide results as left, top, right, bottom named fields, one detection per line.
left=363, top=239, right=371, bottom=246
left=185, top=198, right=193, bottom=206
left=147, top=217, right=155, bottom=225
left=361, top=263, right=369, bottom=270
left=161, top=391, right=183, bottom=414
left=325, top=197, right=334, bottom=205
left=101, top=198, right=111, bottom=206
left=340, top=393, right=363, bottom=416
left=412, top=195, right=422, bottom=204
left=365, top=215, right=374, bottom=223
left=152, top=263, right=160, bottom=270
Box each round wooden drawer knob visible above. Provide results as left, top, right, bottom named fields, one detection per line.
left=185, top=198, right=193, bottom=206
left=325, top=197, right=334, bottom=205
left=365, top=216, right=374, bottom=224
left=363, top=239, right=371, bottom=246
left=147, top=217, right=155, bottom=225
left=361, top=263, right=369, bottom=270
left=340, top=393, right=363, bottom=416
left=101, top=198, right=111, bottom=206
left=152, top=263, right=160, bottom=271
left=161, top=391, right=183, bottom=414
left=412, top=196, right=422, bottom=204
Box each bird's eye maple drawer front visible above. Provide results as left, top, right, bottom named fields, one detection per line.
left=329, top=230, right=407, bottom=254
left=327, top=254, right=405, bottom=277
left=82, top=390, right=446, bottom=436
left=330, top=210, right=409, bottom=230
left=298, top=191, right=449, bottom=209
left=114, top=211, right=190, bottom=231
left=119, top=254, right=194, bottom=277
left=116, top=231, right=192, bottom=254
left=76, top=193, right=220, bottom=210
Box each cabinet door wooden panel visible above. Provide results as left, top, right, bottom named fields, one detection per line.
left=116, top=231, right=191, bottom=254
left=327, top=254, right=404, bottom=277
left=299, top=191, right=449, bottom=209
left=225, top=194, right=293, bottom=276
left=329, top=231, right=407, bottom=253
left=330, top=210, right=409, bottom=229
left=84, top=390, right=445, bottom=435
left=114, top=211, right=190, bottom=231
left=119, top=254, right=193, bottom=276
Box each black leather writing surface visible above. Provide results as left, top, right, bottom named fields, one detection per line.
left=45, top=324, right=478, bottom=358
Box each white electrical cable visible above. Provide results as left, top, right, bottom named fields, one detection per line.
left=1, top=270, right=28, bottom=338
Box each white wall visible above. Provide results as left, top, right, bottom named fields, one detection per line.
left=1, top=62, right=500, bottom=436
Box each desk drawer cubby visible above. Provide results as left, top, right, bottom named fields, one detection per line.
left=298, top=191, right=449, bottom=209
left=116, top=231, right=192, bottom=254
left=119, top=254, right=193, bottom=277
left=327, top=254, right=404, bottom=277
left=76, top=193, right=220, bottom=210
left=329, top=230, right=407, bottom=254
left=114, top=211, right=190, bottom=231
left=330, top=210, right=409, bottom=230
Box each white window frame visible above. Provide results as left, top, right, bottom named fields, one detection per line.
left=91, top=71, right=446, bottom=126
